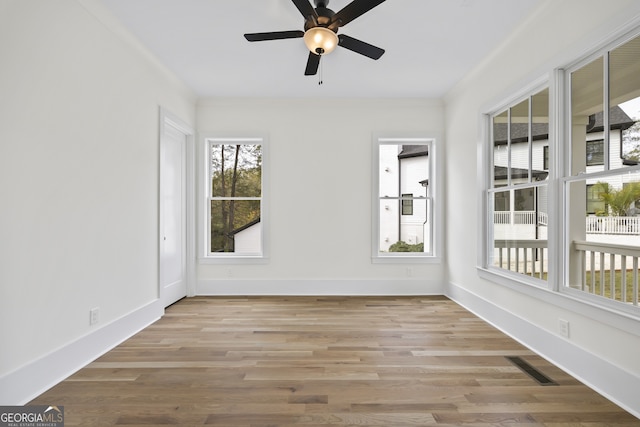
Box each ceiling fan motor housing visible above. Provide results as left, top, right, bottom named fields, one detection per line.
left=304, top=6, right=336, bottom=31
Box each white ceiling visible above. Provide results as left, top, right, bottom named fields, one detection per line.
left=97, top=0, right=542, bottom=98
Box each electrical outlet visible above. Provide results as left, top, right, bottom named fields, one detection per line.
left=90, top=307, right=100, bottom=326
left=558, top=318, right=570, bottom=338
left=406, top=267, right=413, bottom=277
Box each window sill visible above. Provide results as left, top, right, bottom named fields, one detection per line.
left=372, top=255, right=441, bottom=264
left=477, top=266, right=640, bottom=337
left=199, top=256, right=269, bottom=265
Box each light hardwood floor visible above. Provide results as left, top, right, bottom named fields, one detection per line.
left=31, top=296, right=639, bottom=426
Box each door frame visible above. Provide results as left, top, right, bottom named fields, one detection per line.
left=159, top=107, right=195, bottom=303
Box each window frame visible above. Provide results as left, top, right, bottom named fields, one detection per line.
left=482, top=83, right=551, bottom=287
left=199, top=135, right=269, bottom=264
left=372, top=135, right=440, bottom=263
left=560, top=29, right=640, bottom=314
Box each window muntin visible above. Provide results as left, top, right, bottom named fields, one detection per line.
left=205, top=139, right=263, bottom=257
left=375, top=139, right=434, bottom=258
left=565, top=33, right=640, bottom=310
left=488, top=88, right=549, bottom=282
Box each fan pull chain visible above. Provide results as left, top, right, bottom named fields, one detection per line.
left=318, top=55, right=323, bottom=85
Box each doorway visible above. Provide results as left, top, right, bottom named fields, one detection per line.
left=159, top=109, right=194, bottom=307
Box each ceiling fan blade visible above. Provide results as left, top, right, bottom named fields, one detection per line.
left=330, top=0, right=386, bottom=27
left=338, top=34, right=385, bottom=60
left=244, top=30, right=304, bottom=42
left=291, top=0, right=318, bottom=21
left=304, top=52, right=320, bottom=75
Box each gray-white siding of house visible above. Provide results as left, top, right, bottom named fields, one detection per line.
left=493, top=129, right=638, bottom=207
left=233, top=222, right=262, bottom=254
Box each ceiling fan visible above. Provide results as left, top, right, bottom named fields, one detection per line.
left=244, top=0, right=386, bottom=76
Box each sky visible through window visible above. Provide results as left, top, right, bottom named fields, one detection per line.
left=621, top=97, right=640, bottom=120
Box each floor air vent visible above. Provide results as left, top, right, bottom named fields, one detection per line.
left=506, top=356, right=558, bottom=386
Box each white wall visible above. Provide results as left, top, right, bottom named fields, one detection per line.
left=0, top=0, right=196, bottom=403
left=444, top=0, right=640, bottom=415
left=196, top=98, right=445, bottom=295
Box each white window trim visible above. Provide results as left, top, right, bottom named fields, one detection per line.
left=478, top=77, right=553, bottom=286
left=372, top=134, right=442, bottom=264
left=198, top=134, right=269, bottom=264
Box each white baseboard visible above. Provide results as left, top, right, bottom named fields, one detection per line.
left=446, top=281, right=640, bottom=419
left=196, top=278, right=444, bottom=296
left=0, top=299, right=163, bottom=405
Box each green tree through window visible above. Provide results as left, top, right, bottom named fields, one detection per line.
left=209, top=142, right=262, bottom=254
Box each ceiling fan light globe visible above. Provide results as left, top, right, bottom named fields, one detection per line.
left=304, top=27, right=338, bottom=55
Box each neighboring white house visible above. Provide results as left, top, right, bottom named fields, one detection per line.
left=230, top=218, right=261, bottom=254
left=493, top=106, right=636, bottom=241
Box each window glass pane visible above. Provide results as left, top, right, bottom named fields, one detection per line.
left=571, top=57, right=604, bottom=175
left=493, top=110, right=509, bottom=187
left=379, top=145, right=399, bottom=197
left=378, top=199, right=428, bottom=253
left=210, top=200, right=261, bottom=253
left=610, top=34, right=640, bottom=165
left=514, top=187, right=534, bottom=212
left=510, top=99, right=530, bottom=183
left=532, top=89, right=549, bottom=179
left=210, top=144, right=262, bottom=197
left=567, top=175, right=640, bottom=306
left=490, top=186, right=547, bottom=281
left=494, top=190, right=510, bottom=213
left=379, top=199, right=399, bottom=251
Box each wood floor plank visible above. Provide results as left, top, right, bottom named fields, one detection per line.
left=29, top=296, right=639, bottom=426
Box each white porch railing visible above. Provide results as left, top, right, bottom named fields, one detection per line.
left=493, top=239, right=547, bottom=279
left=493, top=211, right=548, bottom=226
left=494, top=212, right=640, bottom=235
left=492, top=230, right=640, bottom=306
left=573, top=240, right=640, bottom=306
left=585, top=216, right=640, bottom=235
left=494, top=211, right=511, bottom=224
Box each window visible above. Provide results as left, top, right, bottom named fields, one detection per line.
left=203, top=137, right=265, bottom=259
left=586, top=139, right=604, bottom=166
left=373, top=137, right=436, bottom=260
left=401, top=193, right=414, bottom=215
left=487, top=87, right=549, bottom=282
left=586, top=184, right=607, bottom=215
left=565, top=32, right=640, bottom=309
left=480, top=25, right=640, bottom=318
